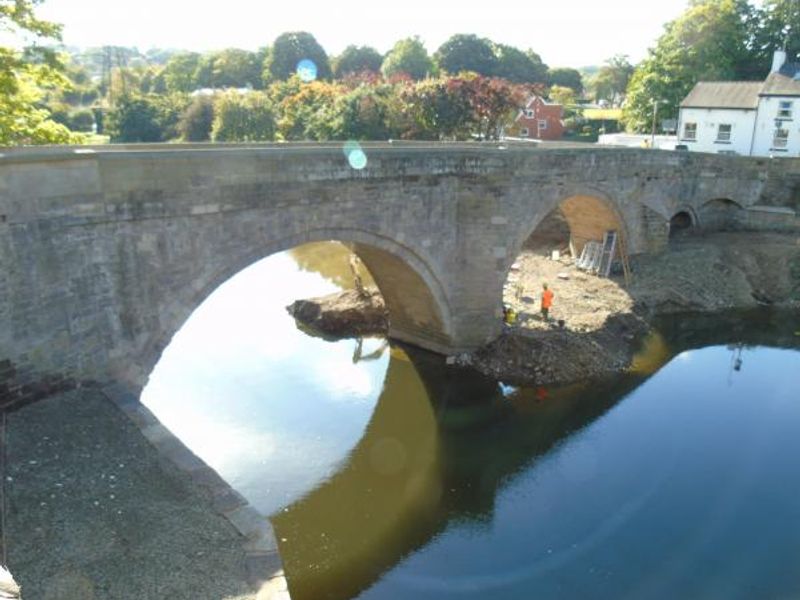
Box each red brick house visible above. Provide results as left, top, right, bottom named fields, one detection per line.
left=507, top=95, right=564, bottom=140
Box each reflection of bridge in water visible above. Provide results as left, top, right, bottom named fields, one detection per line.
left=271, top=308, right=800, bottom=600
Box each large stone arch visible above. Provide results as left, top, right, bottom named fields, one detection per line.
left=132, top=227, right=453, bottom=389
left=507, top=187, right=630, bottom=273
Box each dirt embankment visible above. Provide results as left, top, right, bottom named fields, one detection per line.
left=287, top=288, right=388, bottom=338
left=290, top=232, right=800, bottom=385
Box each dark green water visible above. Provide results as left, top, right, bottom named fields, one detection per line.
left=142, top=244, right=800, bottom=600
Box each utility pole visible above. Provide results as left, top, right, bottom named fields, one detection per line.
left=650, top=99, right=660, bottom=149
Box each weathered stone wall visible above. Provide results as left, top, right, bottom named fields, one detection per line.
left=1, top=143, right=798, bottom=404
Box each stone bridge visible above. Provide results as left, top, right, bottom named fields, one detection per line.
left=1, top=143, right=798, bottom=401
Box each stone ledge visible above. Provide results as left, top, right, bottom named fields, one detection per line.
left=98, top=382, right=289, bottom=598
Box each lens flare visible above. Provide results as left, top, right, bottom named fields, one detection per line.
left=343, top=140, right=368, bottom=170
left=296, top=59, right=318, bottom=82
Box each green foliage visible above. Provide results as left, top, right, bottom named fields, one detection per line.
left=162, top=52, right=203, bottom=93
left=328, top=84, right=401, bottom=140
left=201, top=49, right=263, bottom=89
left=179, top=95, right=215, bottom=141
left=0, top=1, right=87, bottom=144
left=548, top=67, right=583, bottom=92
left=381, top=37, right=434, bottom=81
left=754, top=0, right=800, bottom=68
left=272, top=78, right=340, bottom=140
left=549, top=84, right=577, bottom=106
left=623, top=0, right=755, bottom=132
left=106, top=94, right=187, bottom=142
left=589, top=55, right=634, bottom=106
left=264, top=32, right=331, bottom=82
left=400, top=78, right=476, bottom=140
left=493, top=45, right=549, bottom=83
left=67, top=108, right=95, bottom=132
left=212, top=91, right=276, bottom=141
left=435, top=34, right=497, bottom=76
left=333, top=46, right=383, bottom=78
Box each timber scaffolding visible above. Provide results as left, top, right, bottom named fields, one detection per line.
left=576, top=230, right=632, bottom=286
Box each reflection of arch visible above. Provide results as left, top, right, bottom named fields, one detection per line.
left=697, top=198, right=744, bottom=230
left=138, top=228, right=453, bottom=383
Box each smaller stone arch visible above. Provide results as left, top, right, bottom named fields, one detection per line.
left=697, top=198, right=745, bottom=231
left=668, top=206, right=698, bottom=238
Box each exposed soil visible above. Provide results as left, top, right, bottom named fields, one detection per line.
left=287, top=288, right=387, bottom=338
left=290, top=231, right=800, bottom=386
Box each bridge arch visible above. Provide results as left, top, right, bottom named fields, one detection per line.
left=136, top=227, right=453, bottom=387
left=509, top=188, right=629, bottom=267
left=697, top=197, right=745, bottom=230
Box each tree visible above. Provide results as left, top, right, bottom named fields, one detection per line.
left=162, top=52, right=202, bottom=92
left=754, top=0, right=800, bottom=70
left=548, top=67, right=583, bottom=93
left=381, top=37, right=434, bottom=81
left=0, top=1, right=83, bottom=144
left=333, top=45, right=383, bottom=78
left=212, top=91, right=276, bottom=141
left=493, top=45, right=548, bottom=83
left=264, top=32, right=331, bottom=82
left=179, top=94, right=215, bottom=141
left=466, top=76, right=528, bottom=140
left=623, top=0, right=755, bottom=132
left=591, top=55, right=634, bottom=105
left=435, top=34, right=497, bottom=76
left=549, top=84, right=577, bottom=106
left=106, top=95, right=164, bottom=142
left=401, top=77, right=476, bottom=140
left=329, top=84, right=401, bottom=140
left=106, top=93, right=187, bottom=142
left=271, top=78, right=341, bottom=140
left=204, top=49, right=263, bottom=89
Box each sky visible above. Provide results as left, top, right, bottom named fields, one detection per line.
left=24, top=0, right=705, bottom=68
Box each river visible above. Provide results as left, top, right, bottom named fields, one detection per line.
left=141, top=242, right=800, bottom=600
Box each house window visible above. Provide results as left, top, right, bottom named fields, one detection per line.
left=773, top=128, right=789, bottom=149
left=778, top=101, right=793, bottom=119
left=538, top=119, right=548, bottom=130
left=520, top=127, right=529, bottom=137
left=716, top=124, right=732, bottom=142
left=525, top=109, right=534, bottom=118
left=682, top=122, right=697, bottom=140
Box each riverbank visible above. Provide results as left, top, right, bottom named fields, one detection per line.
left=290, top=232, right=800, bottom=385
left=3, top=389, right=267, bottom=600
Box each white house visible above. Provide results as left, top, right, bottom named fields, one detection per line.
left=677, top=50, right=800, bottom=156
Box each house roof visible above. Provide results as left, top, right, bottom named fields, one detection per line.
left=680, top=81, right=762, bottom=109
left=760, top=70, right=800, bottom=97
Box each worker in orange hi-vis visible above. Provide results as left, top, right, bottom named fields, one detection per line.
left=541, top=283, right=554, bottom=321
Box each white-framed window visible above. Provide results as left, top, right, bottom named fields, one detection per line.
left=682, top=122, right=697, bottom=140
left=520, top=127, right=529, bottom=137
left=525, top=109, right=534, bottom=118
left=716, top=124, right=732, bottom=142
left=538, top=119, right=548, bottom=130
left=778, top=101, right=793, bottom=119
left=773, top=128, right=789, bottom=148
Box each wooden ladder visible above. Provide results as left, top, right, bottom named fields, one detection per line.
left=616, top=230, right=632, bottom=286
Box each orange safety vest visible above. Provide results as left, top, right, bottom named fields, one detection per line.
left=542, top=289, right=554, bottom=309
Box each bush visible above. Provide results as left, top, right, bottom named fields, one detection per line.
left=179, top=95, right=214, bottom=141
left=212, top=91, right=276, bottom=141
left=68, top=109, right=95, bottom=132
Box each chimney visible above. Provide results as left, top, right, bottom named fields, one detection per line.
left=771, top=49, right=787, bottom=73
